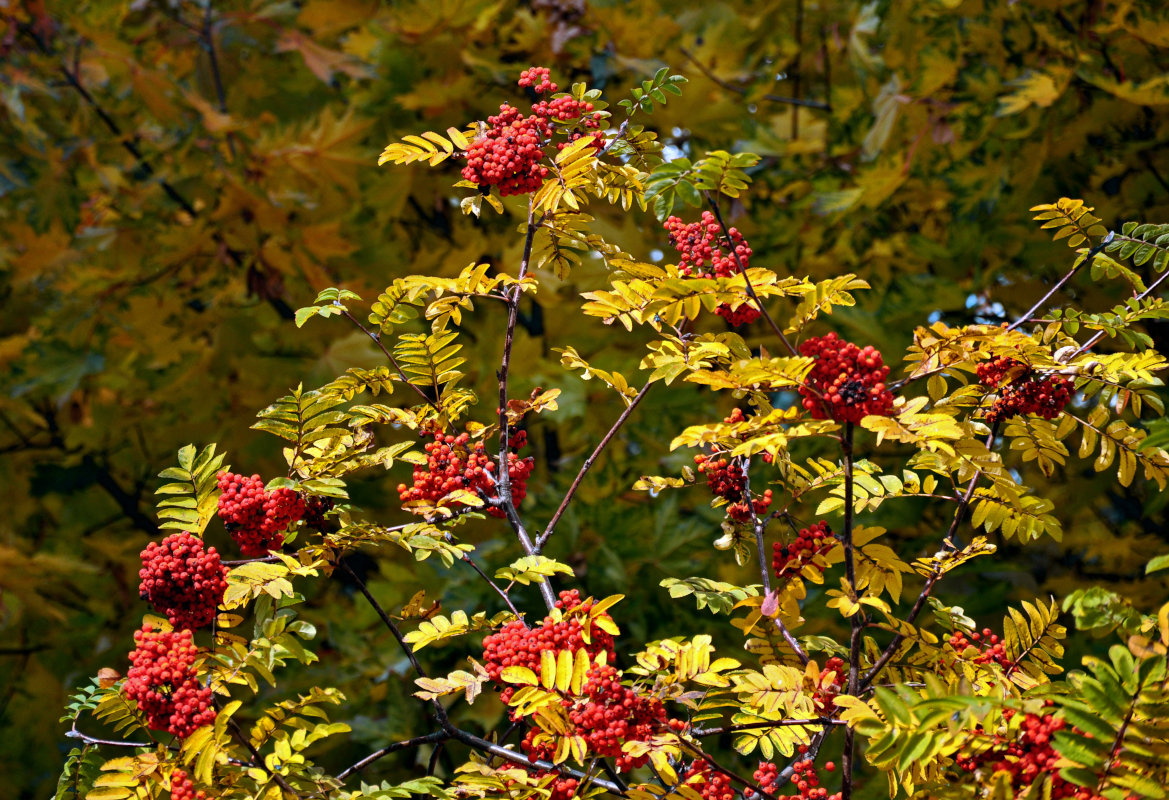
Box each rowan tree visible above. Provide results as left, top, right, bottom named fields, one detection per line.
left=51, top=63, right=1169, bottom=800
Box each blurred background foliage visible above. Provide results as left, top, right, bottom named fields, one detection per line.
left=3, top=0, right=1169, bottom=795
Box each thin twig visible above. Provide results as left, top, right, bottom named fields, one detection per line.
left=339, top=308, right=438, bottom=410
left=461, top=551, right=521, bottom=617
left=536, top=381, right=654, bottom=551
left=743, top=458, right=772, bottom=596
left=679, top=47, right=829, bottom=110
left=1070, top=267, right=1169, bottom=359
left=65, top=729, right=153, bottom=748
left=840, top=422, right=858, bottom=800
left=1006, top=236, right=1111, bottom=332
left=226, top=715, right=299, bottom=796
left=200, top=0, right=237, bottom=159
left=705, top=194, right=799, bottom=357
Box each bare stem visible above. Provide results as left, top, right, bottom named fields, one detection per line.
left=1006, top=237, right=1111, bottom=332
left=336, top=730, right=449, bottom=782
left=705, top=194, right=799, bottom=357
left=536, top=381, right=653, bottom=551
left=679, top=47, right=828, bottom=110
left=200, top=0, right=236, bottom=159
left=338, top=308, right=437, bottom=410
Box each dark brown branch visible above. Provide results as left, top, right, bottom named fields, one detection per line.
left=338, top=308, right=438, bottom=410
left=1071, top=267, right=1169, bottom=358
left=536, top=381, right=653, bottom=551
left=1006, top=236, right=1112, bottom=333
left=336, top=730, right=449, bottom=782
left=441, top=727, right=625, bottom=795
left=200, top=0, right=236, bottom=160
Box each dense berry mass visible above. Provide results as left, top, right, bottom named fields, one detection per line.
left=461, top=104, right=552, bottom=196
left=123, top=625, right=215, bottom=739
left=685, top=760, right=735, bottom=800
left=216, top=472, right=306, bottom=556
left=138, top=532, right=227, bottom=629
left=977, top=356, right=1072, bottom=424
left=398, top=429, right=533, bottom=518
left=169, top=769, right=206, bottom=800
left=798, top=333, right=894, bottom=424
left=772, top=521, right=836, bottom=581
left=694, top=453, right=772, bottom=522
left=956, top=707, right=1110, bottom=800
left=664, top=212, right=760, bottom=326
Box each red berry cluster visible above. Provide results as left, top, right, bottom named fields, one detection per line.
left=518, top=67, right=557, bottom=94
left=772, top=522, right=836, bottom=581
left=123, top=625, right=215, bottom=739
left=664, top=212, right=759, bottom=326
left=685, top=760, right=735, bottom=800
left=169, top=769, right=206, bottom=800
left=810, top=656, right=846, bottom=714
left=570, top=662, right=673, bottom=771
left=482, top=590, right=616, bottom=706
left=303, top=495, right=335, bottom=531
left=956, top=707, right=1104, bottom=800
left=397, top=430, right=533, bottom=519
left=694, top=454, right=773, bottom=522
left=216, top=472, right=307, bottom=556
left=977, top=357, right=1072, bottom=425
left=138, top=532, right=227, bottom=629
left=751, top=754, right=839, bottom=799
left=798, top=333, right=894, bottom=424
left=462, top=67, right=605, bottom=196
left=948, top=628, right=1007, bottom=667
left=462, top=104, right=552, bottom=196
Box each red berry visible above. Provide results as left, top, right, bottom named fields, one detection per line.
left=138, top=532, right=227, bottom=629
left=798, top=333, right=894, bottom=424
left=663, top=213, right=759, bottom=326
left=123, top=625, right=215, bottom=739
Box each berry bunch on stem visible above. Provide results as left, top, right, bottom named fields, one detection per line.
left=694, top=453, right=773, bottom=522
left=772, top=521, right=837, bottom=582
left=664, top=212, right=760, bottom=325
left=123, top=625, right=215, bottom=739
left=798, top=333, right=894, bottom=424
left=138, top=532, right=227, bottom=629
left=398, top=429, right=534, bottom=518
left=216, top=472, right=307, bottom=556
left=977, top=356, right=1072, bottom=424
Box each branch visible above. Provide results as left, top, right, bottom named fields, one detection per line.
left=691, top=719, right=840, bottom=737
left=1006, top=236, right=1112, bottom=333
left=743, top=458, right=772, bottom=596
left=200, top=0, right=236, bottom=160
left=340, top=560, right=430, bottom=680
left=1070, top=266, right=1169, bottom=358
left=859, top=424, right=1000, bottom=690
left=705, top=194, right=799, bottom=357
left=338, top=308, right=439, bottom=410
left=461, top=550, right=521, bottom=618
left=536, top=380, right=653, bottom=551
left=336, top=730, right=449, bottom=782
left=840, top=422, right=859, bottom=800
left=495, top=203, right=555, bottom=611
left=679, top=48, right=829, bottom=110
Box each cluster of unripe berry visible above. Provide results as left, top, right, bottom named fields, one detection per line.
left=216, top=472, right=307, bottom=556
left=397, top=429, right=534, bottom=518
left=694, top=453, right=773, bottom=522
left=664, top=212, right=760, bottom=326
left=138, top=532, right=227, bottom=629
left=751, top=756, right=840, bottom=800
left=462, top=67, right=605, bottom=196
left=798, top=333, right=894, bottom=424
left=948, top=628, right=1008, bottom=667
left=772, top=521, right=836, bottom=582
left=956, top=706, right=1105, bottom=800
left=123, top=625, right=215, bottom=739
left=169, top=769, right=206, bottom=800
left=976, top=356, right=1072, bottom=425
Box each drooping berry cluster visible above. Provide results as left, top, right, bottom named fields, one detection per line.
left=398, top=430, right=534, bottom=518
left=977, top=357, right=1072, bottom=425
left=685, top=760, right=735, bottom=800
left=303, top=495, right=335, bottom=531
left=956, top=707, right=1105, bottom=800
left=462, top=67, right=605, bottom=196
left=482, top=590, right=616, bottom=706
left=569, top=662, right=673, bottom=771
left=123, top=625, right=215, bottom=739
left=664, top=212, right=760, bottom=326
left=752, top=757, right=840, bottom=800
left=138, top=532, right=227, bottom=629
left=693, top=453, right=773, bottom=522
left=948, top=628, right=1008, bottom=667
left=169, top=769, right=206, bottom=800
left=772, top=522, right=836, bottom=581
left=216, top=472, right=307, bottom=556
left=798, top=333, right=894, bottom=424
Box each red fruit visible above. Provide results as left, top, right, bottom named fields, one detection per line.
left=798, top=333, right=894, bottom=424
left=123, top=625, right=215, bottom=739
left=773, top=521, right=836, bottom=582
left=977, top=356, right=1071, bottom=424
left=664, top=213, right=759, bottom=326
left=169, top=769, right=206, bottom=800
left=138, top=532, right=227, bottom=629
left=399, top=429, right=533, bottom=518
left=216, top=472, right=307, bottom=556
